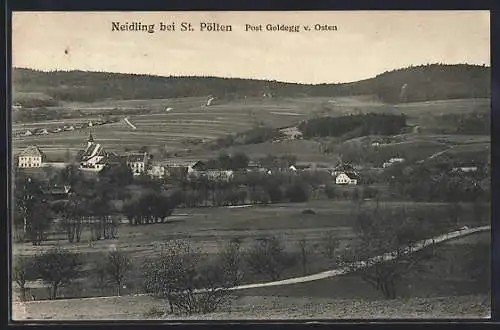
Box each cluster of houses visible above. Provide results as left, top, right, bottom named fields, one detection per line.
left=21, top=133, right=480, bottom=186
left=17, top=133, right=364, bottom=186
left=16, top=118, right=118, bottom=138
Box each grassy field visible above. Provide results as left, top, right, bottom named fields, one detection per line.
left=12, top=96, right=490, bottom=162
left=12, top=200, right=489, bottom=301
left=12, top=231, right=491, bottom=320
left=14, top=200, right=477, bottom=257
left=13, top=294, right=490, bottom=320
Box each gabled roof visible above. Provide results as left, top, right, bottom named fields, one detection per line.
left=126, top=153, right=148, bottom=163
left=337, top=171, right=360, bottom=180
left=19, top=145, right=45, bottom=158
left=191, top=160, right=206, bottom=170
left=81, top=143, right=105, bottom=160
left=107, top=152, right=123, bottom=163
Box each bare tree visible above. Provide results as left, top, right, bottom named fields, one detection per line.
left=217, top=238, right=244, bottom=287
left=246, top=235, right=295, bottom=281
left=143, top=240, right=235, bottom=315
left=340, top=207, right=440, bottom=299
left=297, top=237, right=310, bottom=275
left=33, top=247, right=81, bottom=300
left=104, top=248, right=132, bottom=296
left=52, top=194, right=86, bottom=243
left=93, top=258, right=109, bottom=295
left=13, top=256, right=30, bottom=302
left=321, top=230, right=340, bottom=263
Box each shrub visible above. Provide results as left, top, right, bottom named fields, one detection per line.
left=285, top=184, right=309, bottom=203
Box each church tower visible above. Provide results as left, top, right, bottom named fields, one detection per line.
left=87, top=132, right=94, bottom=148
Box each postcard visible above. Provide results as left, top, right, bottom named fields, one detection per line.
left=10, top=10, right=491, bottom=321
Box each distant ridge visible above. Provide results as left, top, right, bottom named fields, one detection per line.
left=12, top=64, right=490, bottom=104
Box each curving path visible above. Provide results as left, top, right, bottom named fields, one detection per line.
left=201, top=225, right=490, bottom=293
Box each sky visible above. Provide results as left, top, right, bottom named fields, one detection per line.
left=12, top=11, right=490, bottom=84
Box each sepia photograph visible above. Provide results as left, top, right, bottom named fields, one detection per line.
left=10, top=10, right=491, bottom=321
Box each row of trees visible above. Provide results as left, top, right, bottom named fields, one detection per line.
left=386, top=162, right=490, bottom=202
left=171, top=173, right=313, bottom=208
left=123, top=193, right=177, bottom=225
left=13, top=162, right=137, bottom=245
left=198, top=152, right=250, bottom=171
left=13, top=247, right=131, bottom=301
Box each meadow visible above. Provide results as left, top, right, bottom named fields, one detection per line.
left=12, top=200, right=488, bottom=302
left=13, top=230, right=491, bottom=320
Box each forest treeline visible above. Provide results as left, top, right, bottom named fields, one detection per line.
left=298, top=113, right=407, bottom=138
left=12, top=64, right=490, bottom=105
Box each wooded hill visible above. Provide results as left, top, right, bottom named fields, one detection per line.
left=12, top=64, right=490, bottom=105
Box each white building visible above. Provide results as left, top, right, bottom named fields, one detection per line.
left=18, top=145, right=46, bottom=168
left=148, top=164, right=167, bottom=179
left=383, top=157, right=405, bottom=168
left=452, top=166, right=478, bottom=173
left=335, top=172, right=358, bottom=185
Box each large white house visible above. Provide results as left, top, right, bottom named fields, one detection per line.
left=79, top=133, right=108, bottom=171
left=18, top=145, right=46, bottom=168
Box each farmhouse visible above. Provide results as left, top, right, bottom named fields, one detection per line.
left=161, top=160, right=191, bottom=178
left=247, top=160, right=262, bottom=172
left=335, top=172, right=359, bottom=185
left=148, top=163, right=167, bottom=179
left=452, top=162, right=479, bottom=173
left=126, top=152, right=150, bottom=176
left=18, top=145, right=46, bottom=168
left=79, top=133, right=108, bottom=172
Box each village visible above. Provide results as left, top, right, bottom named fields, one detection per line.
left=16, top=131, right=369, bottom=185
left=10, top=9, right=491, bottom=319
